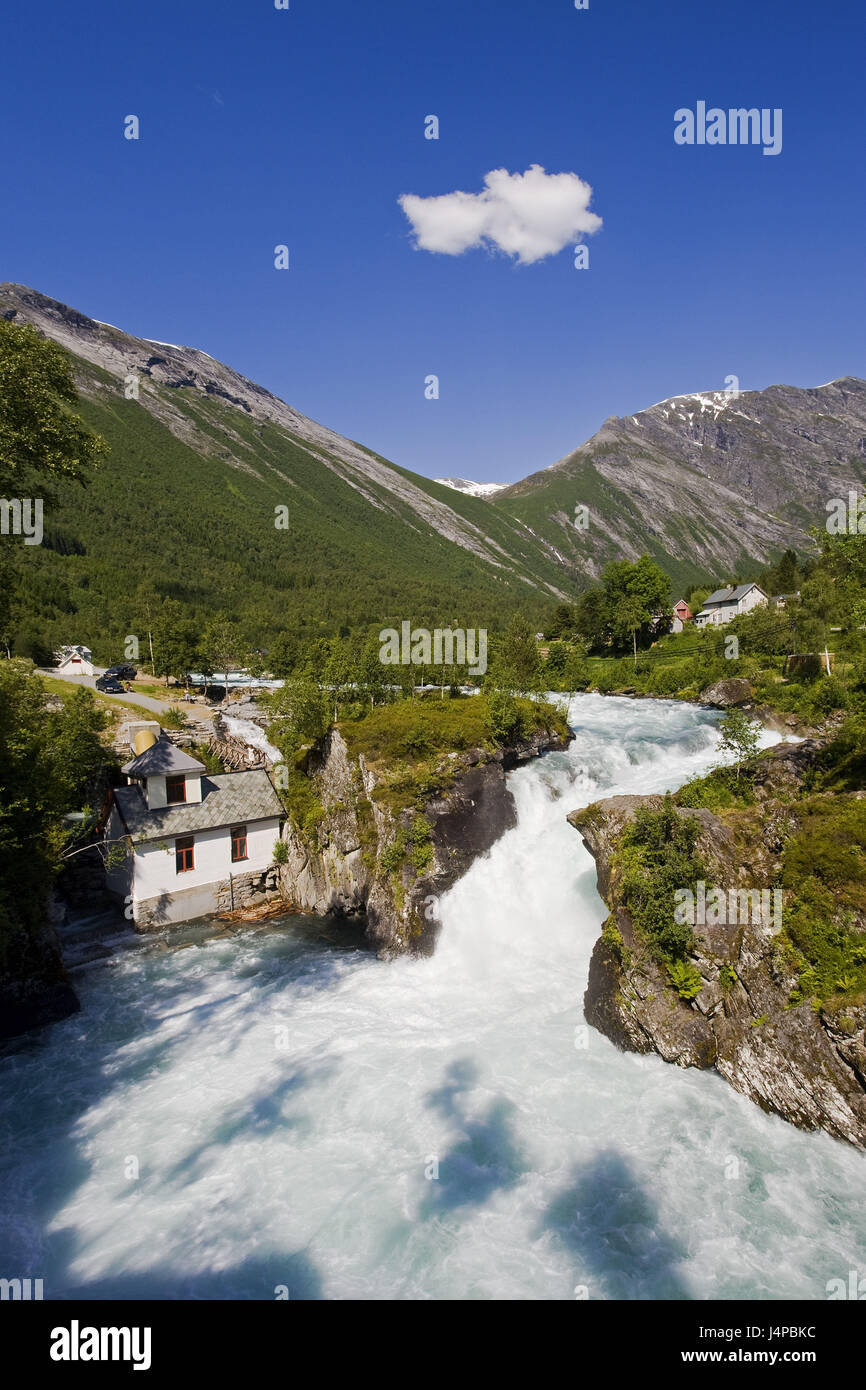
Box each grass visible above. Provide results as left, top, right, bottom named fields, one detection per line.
left=338, top=692, right=569, bottom=816
left=780, top=795, right=866, bottom=1007
left=38, top=675, right=169, bottom=724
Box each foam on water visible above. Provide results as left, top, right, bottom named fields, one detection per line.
left=1, top=694, right=864, bottom=1300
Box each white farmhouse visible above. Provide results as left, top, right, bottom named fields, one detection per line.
left=105, top=729, right=284, bottom=928
left=694, top=583, right=768, bottom=628
left=55, top=644, right=94, bottom=676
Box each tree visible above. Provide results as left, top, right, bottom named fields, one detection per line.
left=357, top=636, right=387, bottom=708
left=545, top=642, right=567, bottom=680
left=268, top=632, right=298, bottom=679
left=0, top=319, right=107, bottom=673
left=546, top=604, right=577, bottom=640
left=717, top=708, right=760, bottom=780
left=0, top=663, right=110, bottom=985
left=605, top=555, right=671, bottom=658
left=576, top=585, right=611, bottom=651
left=151, top=599, right=199, bottom=686
left=133, top=582, right=163, bottom=676
left=687, top=587, right=710, bottom=615
left=323, top=638, right=356, bottom=720
left=267, top=677, right=330, bottom=763
left=775, top=548, right=800, bottom=594
left=614, top=594, right=645, bottom=666
left=0, top=318, right=108, bottom=493
left=496, top=613, right=543, bottom=695
left=201, top=618, right=244, bottom=698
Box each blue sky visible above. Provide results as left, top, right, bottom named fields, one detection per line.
left=3, top=0, right=863, bottom=483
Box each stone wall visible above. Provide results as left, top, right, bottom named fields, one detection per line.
left=214, top=866, right=283, bottom=914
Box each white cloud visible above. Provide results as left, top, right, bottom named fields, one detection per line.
left=398, top=165, right=602, bottom=265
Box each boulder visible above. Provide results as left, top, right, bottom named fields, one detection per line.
left=700, top=677, right=754, bottom=708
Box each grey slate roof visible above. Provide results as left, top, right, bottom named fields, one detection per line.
left=122, top=736, right=206, bottom=777
left=704, top=584, right=759, bottom=606
left=114, top=770, right=284, bottom=842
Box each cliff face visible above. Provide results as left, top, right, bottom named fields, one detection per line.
left=279, top=726, right=571, bottom=955
left=568, top=744, right=866, bottom=1149
left=499, top=377, right=866, bottom=583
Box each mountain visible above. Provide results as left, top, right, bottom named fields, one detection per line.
left=3, top=282, right=864, bottom=659
left=0, top=285, right=574, bottom=659
left=434, top=477, right=507, bottom=499
left=493, top=380, right=866, bottom=592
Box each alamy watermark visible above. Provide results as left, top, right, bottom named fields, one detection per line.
left=379, top=623, right=487, bottom=677
left=675, top=103, right=782, bottom=156
left=826, top=492, right=866, bottom=534
left=0, top=497, right=43, bottom=545
left=674, top=881, right=782, bottom=929
left=0, top=1276, right=43, bottom=1300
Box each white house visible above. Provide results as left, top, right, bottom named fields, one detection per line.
left=55, top=644, right=94, bottom=676
left=105, top=729, right=284, bottom=928
left=694, top=583, right=768, bottom=628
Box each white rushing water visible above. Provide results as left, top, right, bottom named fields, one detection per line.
left=222, top=715, right=282, bottom=766
left=2, top=694, right=865, bottom=1300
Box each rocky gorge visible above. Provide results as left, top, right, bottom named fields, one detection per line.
left=568, top=737, right=866, bottom=1149
left=277, top=721, right=572, bottom=956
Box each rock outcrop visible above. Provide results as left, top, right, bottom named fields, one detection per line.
left=699, top=677, right=754, bottom=708
left=568, top=744, right=866, bottom=1148
left=280, top=726, right=571, bottom=956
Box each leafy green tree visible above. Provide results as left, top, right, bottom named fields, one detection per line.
left=597, top=555, right=671, bottom=658
left=132, top=581, right=163, bottom=676
left=546, top=604, right=577, bottom=640
left=324, top=638, right=356, bottom=720
left=495, top=613, right=542, bottom=695
left=268, top=677, right=331, bottom=762
left=0, top=318, right=108, bottom=493
left=201, top=617, right=244, bottom=696
left=0, top=319, right=107, bottom=671
left=614, top=593, right=645, bottom=666
left=484, top=689, right=527, bottom=746
left=687, top=587, right=710, bottom=615
left=717, top=708, right=760, bottom=780
left=152, top=599, right=199, bottom=686
left=576, top=585, right=611, bottom=650
left=0, top=663, right=110, bottom=988
left=775, top=548, right=800, bottom=594
left=268, top=632, right=298, bottom=679
left=545, top=642, right=567, bottom=680
left=357, top=636, right=387, bottom=708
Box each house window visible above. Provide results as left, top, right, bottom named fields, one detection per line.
left=166, top=775, right=186, bottom=805
left=231, top=825, right=248, bottom=863
left=175, top=836, right=195, bottom=873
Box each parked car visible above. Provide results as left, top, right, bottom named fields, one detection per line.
left=95, top=676, right=125, bottom=693
left=105, top=663, right=137, bottom=681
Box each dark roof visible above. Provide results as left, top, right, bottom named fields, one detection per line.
left=113, top=770, right=284, bottom=841
left=704, top=583, right=762, bottom=606
left=122, top=736, right=206, bottom=777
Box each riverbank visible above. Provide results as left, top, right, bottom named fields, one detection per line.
left=568, top=724, right=866, bottom=1149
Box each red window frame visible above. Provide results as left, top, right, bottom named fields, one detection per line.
left=231, top=825, right=248, bottom=863
left=166, top=775, right=186, bottom=805
left=175, top=835, right=195, bottom=873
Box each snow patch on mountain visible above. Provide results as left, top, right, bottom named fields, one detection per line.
left=435, top=477, right=507, bottom=498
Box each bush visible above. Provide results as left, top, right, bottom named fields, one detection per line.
left=272, top=839, right=288, bottom=865
left=667, top=959, right=703, bottom=1000
left=619, top=796, right=707, bottom=965
left=484, top=689, right=527, bottom=745
left=810, top=675, right=850, bottom=714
